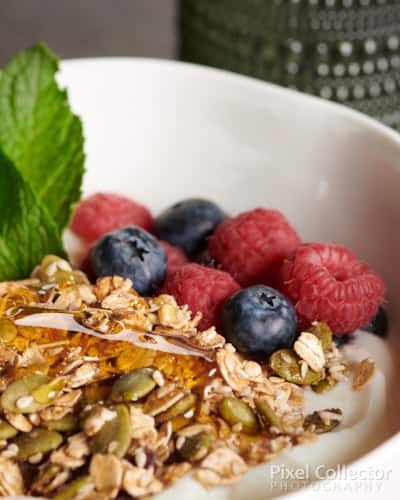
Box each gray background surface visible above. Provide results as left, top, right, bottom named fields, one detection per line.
left=0, top=0, right=176, bottom=65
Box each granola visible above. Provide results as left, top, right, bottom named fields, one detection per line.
left=0, top=256, right=376, bottom=498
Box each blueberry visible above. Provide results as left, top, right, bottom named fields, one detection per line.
left=153, top=199, right=225, bottom=256
left=92, top=226, right=167, bottom=296
left=220, top=285, right=297, bottom=357
left=361, top=306, right=388, bottom=337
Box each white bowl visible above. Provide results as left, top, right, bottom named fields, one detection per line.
left=59, top=59, right=400, bottom=500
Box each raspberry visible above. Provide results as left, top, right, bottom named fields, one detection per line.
left=159, top=241, right=189, bottom=276
left=161, top=263, right=240, bottom=330
left=71, top=193, right=153, bottom=243
left=279, top=243, right=385, bottom=334
left=208, top=208, right=301, bottom=287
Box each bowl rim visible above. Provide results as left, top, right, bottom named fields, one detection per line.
left=60, top=57, right=400, bottom=498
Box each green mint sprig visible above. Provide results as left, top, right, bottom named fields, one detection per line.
left=0, top=43, right=85, bottom=280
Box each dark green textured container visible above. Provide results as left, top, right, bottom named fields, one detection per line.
left=179, top=0, right=400, bottom=129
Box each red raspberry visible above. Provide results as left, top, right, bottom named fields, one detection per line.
left=279, top=243, right=385, bottom=334
left=71, top=193, right=153, bottom=243
left=161, top=263, right=240, bottom=330
left=159, top=241, right=189, bottom=276
left=208, top=208, right=301, bottom=287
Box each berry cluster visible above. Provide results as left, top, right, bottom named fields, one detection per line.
left=71, top=192, right=386, bottom=356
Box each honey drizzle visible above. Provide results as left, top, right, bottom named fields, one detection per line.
left=7, top=310, right=216, bottom=391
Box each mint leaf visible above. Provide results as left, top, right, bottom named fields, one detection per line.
left=0, top=147, right=65, bottom=281
left=0, top=43, right=85, bottom=230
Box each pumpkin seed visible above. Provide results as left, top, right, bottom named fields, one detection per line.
left=111, top=368, right=156, bottom=403
left=309, top=322, right=333, bottom=351
left=312, top=379, right=336, bottom=394
left=0, top=419, right=18, bottom=440
left=1, top=374, right=51, bottom=413
left=304, top=408, right=342, bottom=434
left=31, top=378, right=65, bottom=405
left=91, top=404, right=131, bottom=458
left=54, top=476, right=94, bottom=500
left=269, top=349, right=322, bottom=385
left=46, top=414, right=79, bottom=433
left=13, top=428, right=63, bottom=460
left=155, top=392, right=197, bottom=425
left=177, top=432, right=211, bottom=461
left=219, top=397, right=259, bottom=435
left=255, top=397, right=284, bottom=433
left=0, top=318, right=17, bottom=343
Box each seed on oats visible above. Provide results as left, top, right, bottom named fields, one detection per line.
left=155, top=392, right=197, bottom=425
left=1, top=374, right=52, bottom=414
left=177, top=432, right=211, bottom=462
left=54, top=475, right=94, bottom=500
left=0, top=420, right=18, bottom=440
left=91, top=404, right=132, bottom=458
left=269, top=349, right=322, bottom=385
left=308, top=322, right=333, bottom=352
left=255, top=397, right=285, bottom=433
left=352, top=358, right=376, bottom=391
left=111, top=368, right=157, bottom=403
left=0, top=318, right=17, bottom=343
left=219, top=397, right=259, bottom=435
left=46, top=414, right=79, bottom=433
left=304, top=408, right=342, bottom=434
left=13, top=428, right=63, bottom=460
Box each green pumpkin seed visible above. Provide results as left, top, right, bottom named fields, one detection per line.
left=46, top=414, right=79, bottom=433
left=178, top=432, right=211, bottom=461
left=312, top=379, right=337, bottom=394
left=309, top=322, right=333, bottom=351
left=1, top=374, right=51, bottom=413
left=13, top=428, right=63, bottom=460
left=269, top=349, right=322, bottom=385
left=31, top=378, right=64, bottom=405
left=91, top=404, right=131, bottom=458
left=219, top=397, right=259, bottom=435
left=303, top=408, right=342, bottom=434
left=0, top=318, right=17, bottom=343
left=111, top=368, right=156, bottom=403
left=0, top=419, right=18, bottom=440
left=155, top=392, right=197, bottom=425
left=255, top=397, right=285, bottom=433
left=54, top=476, right=94, bottom=500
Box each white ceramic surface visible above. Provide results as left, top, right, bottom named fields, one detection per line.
left=58, top=58, right=400, bottom=500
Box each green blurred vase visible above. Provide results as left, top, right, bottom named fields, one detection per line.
left=179, top=0, right=400, bottom=129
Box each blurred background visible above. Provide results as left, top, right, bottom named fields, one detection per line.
left=0, top=0, right=176, bottom=64
left=2, top=0, right=400, bottom=129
